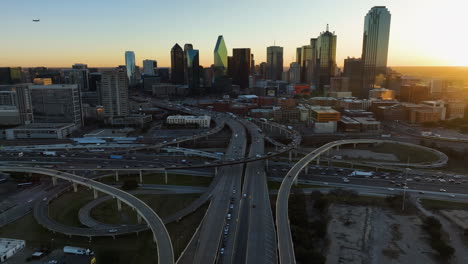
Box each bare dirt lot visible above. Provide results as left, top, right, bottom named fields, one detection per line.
left=326, top=204, right=437, bottom=264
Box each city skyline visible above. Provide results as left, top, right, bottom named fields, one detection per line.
left=1, top=0, right=467, bottom=68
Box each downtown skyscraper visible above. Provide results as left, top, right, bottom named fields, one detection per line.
left=314, top=25, right=337, bottom=91
left=214, top=35, right=228, bottom=72
left=186, top=49, right=200, bottom=93
left=231, top=48, right=251, bottom=89
left=125, top=51, right=136, bottom=87
left=266, top=46, right=283, bottom=81
left=361, top=6, right=391, bottom=96
left=171, top=44, right=184, bottom=84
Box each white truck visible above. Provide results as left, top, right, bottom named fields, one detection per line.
left=349, top=170, right=374, bottom=177
left=42, top=151, right=57, bottom=157
left=63, top=246, right=93, bottom=255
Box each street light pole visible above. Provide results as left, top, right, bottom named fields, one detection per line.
left=402, top=168, right=410, bottom=211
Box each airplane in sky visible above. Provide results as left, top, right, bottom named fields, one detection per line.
left=32, top=19, right=40, bottom=22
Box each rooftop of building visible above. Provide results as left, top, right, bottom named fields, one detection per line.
left=29, top=84, right=78, bottom=89
left=352, top=117, right=381, bottom=124
left=0, top=238, right=25, bottom=256
left=10, top=123, right=75, bottom=129
left=167, top=115, right=210, bottom=120
left=340, top=116, right=361, bottom=124
left=310, top=107, right=340, bottom=114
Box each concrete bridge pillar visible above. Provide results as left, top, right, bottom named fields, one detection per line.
left=73, top=183, right=78, bottom=192
left=305, top=166, right=309, bottom=175
left=137, top=213, right=142, bottom=224
left=139, top=170, right=143, bottom=183
left=353, top=143, right=357, bottom=149
left=93, top=189, right=98, bottom=199
left=327, top=149, right=330, bottom=156
left=115, top=171, right=119, bottom=182
left=289, top=151, right=292, bottom=162
left=164, top=170, right=168, bottom=184
left=265, top=159, right=269, bottom=171
left=215, top=167, right=218, bottom=176
left=52, top=177, right=57, bottom=186
left=316, top=156, right=320, bottom=165
left=336, top=146, right=340, bottom=152
left=117, top=199, right=122, bottom=211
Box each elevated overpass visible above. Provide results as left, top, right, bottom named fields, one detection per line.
left=0, top=167, right=174, bottom=264
left=275, top=139, right=447, bottom=264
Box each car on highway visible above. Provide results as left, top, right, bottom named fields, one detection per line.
left=108, top=229, right=118, bottom=233
left=220, top=248, right=225, bottom=255
left=440, top=189, right=447, bottom=192
left=387, top=188, right=394, bottom=191
left=227, top=214, right=231, bottom=220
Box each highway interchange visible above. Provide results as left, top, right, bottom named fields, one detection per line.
left=1, top=100, right=468, bottom=264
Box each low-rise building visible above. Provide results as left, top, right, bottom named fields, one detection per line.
left=5, top=123, right=75, bottom=140
left=105, top=115, right=152, bottom=127
left=369, top=88, right=395, bottom=100
left=446, top=101, right=465, bottom=120
left=339, top=116, right=361, bottom=132
left=166, top=115, right=211, bottom=128
left=421, top=100, right=446, bottom=120
left=352, top=117, right=381, bottom=132
left=0, top=238, right=25, bottom=262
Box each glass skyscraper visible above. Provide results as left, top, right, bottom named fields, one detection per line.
left=171, top=44, right=184, bottom=84
left=361, top=6, right=391, bottom=96
left=187, top=49, right=200, bottom=93
left=266, top=46, right=284, bottom=81
left=231, top=48, right=251, bottom=89
left=125, top=51, right=136, bottom=87
left=315, top=25, right=337, bottom=91
left=214, top=35, right=228, bottom=71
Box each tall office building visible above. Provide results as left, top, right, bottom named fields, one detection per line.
left=125, top=51, right=137, bottom=87
left=288, top=62, right=301, bottom=84
left=171, top=44, right=185, bottom=84
left=296, top=47, right=302, bottom=64
left=214, top=36, right=228, bottom=71
left=186, top=50, right=200, bottom=93
left=314, top=25, right=337, bottom=91
left=343, top=57, right=363, bottom=98
left=184, top=44, right=193, bottom=84
left=266, top=46, right=284, bottom=81
left=99, top=67, right=129, bottom=118
left=29, top=84, right=82, bottom=127
left=231, top=48, right=251, bottom=89
left=361, top=6, right=391, bottom=95
left=0, top=85, right=33, bottom=125
left=0, top=68, right=22, bottom=85
left=250, top=54, right=255, bottom=75
left=300, top=45, right=314, bottom=84
left=71, top=64, right=90, bottom=91
left=143, top=60, right=157, bottom=75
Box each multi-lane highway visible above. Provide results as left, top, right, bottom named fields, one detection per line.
left=228, top=119, right=277, bottom=264
left=177, top=119, right=247, bottom=264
